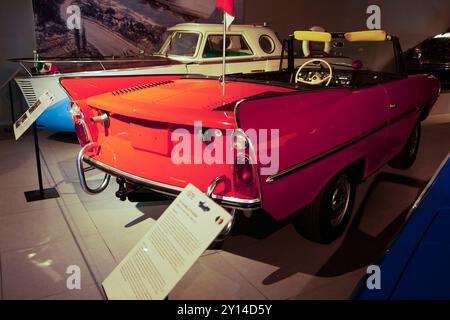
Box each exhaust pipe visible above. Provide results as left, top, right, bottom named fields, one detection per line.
left=90, top=112, right=109, bottom=127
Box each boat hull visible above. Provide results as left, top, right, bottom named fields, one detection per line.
left=36, top=97, right=74, bottom=132
left=15, top=64, right=188, bottom=132
left=15, top=57, right=282, bottom=132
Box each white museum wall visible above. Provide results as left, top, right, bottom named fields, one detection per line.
left=0, top=0, right=36, bottom=127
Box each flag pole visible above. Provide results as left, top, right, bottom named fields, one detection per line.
left=221, top=11, right=226, bottom=96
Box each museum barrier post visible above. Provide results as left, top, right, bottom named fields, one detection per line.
left=23, top=123, right=60, bottom=202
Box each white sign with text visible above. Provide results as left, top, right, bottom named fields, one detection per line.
left=14, top=90, right=56, bottom=140
left=102, top=184, right=232, bottom=300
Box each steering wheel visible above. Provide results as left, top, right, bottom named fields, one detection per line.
left=295, top=58, right=333, bottom=86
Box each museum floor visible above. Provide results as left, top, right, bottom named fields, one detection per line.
left=0, top=92, right=449, bottom=300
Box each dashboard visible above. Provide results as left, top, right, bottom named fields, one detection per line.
left=296, top=68, right=353, bottom=87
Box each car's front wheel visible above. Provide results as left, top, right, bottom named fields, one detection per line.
left=389, top=122, right=421, bottom=170
left=293, top=173, right=355, bottom=244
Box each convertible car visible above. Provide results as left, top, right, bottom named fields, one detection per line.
left=405, top=29, right=450, bottom=90
left=61, top=30, right=440, bottom=244
left=14, top=23, right=282, bottom=132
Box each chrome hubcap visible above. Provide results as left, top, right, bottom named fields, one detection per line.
left=330, top=177, right=351, bottom=227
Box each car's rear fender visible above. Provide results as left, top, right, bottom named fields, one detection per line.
left=264, top=151, right=369, bottom=221
left=410, top=74, right=441, bottom=119
left=235, top=87, right=387, bottom=221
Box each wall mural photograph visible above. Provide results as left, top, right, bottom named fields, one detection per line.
left=32, top=0, right=236, bottom=58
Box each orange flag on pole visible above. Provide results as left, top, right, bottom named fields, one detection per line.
left=216, top=0, right=235, bottom=95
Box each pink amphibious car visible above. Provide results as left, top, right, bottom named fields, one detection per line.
left=61, top=30, right=440, bottom=244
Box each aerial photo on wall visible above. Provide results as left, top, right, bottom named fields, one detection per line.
left=32, top=0, right=222, bottom=58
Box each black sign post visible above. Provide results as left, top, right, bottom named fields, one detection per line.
left=7, top=79, right=60, bottom=202
left=24, top=123, right=60, bottom=202
left=8, top=81, right=15, bottom=126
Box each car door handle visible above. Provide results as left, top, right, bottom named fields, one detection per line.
left=389, top=103, right=399, bottom=109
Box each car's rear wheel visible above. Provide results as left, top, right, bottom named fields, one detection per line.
left=293, top=173, right=355, bottom=244
left=389, top=122, right=421, bottom=170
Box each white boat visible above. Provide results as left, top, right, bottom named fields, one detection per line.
left=14, top=23, right=283, bottom=132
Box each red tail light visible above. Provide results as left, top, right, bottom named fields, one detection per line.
left=70, top=101, right=91, bottom=146
left=233, top=131, right=260, bottom=199
left=235, top=156, right=254, bottom=183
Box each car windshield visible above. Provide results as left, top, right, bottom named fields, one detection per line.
left=158, top=31, right=200, bottom=57
left=294, top=38, right=397, bottom=74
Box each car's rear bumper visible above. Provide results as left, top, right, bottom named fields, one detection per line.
left=83, top=156, right=262, bottom=211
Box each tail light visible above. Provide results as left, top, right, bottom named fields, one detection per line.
left=232, top=130, right=260, bottom=199
left=70, top=101, right=91, bottom=145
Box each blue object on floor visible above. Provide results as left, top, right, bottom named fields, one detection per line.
left=356, top=154, right=450, bottom=299
left=36, top=97, right=75, bottom=132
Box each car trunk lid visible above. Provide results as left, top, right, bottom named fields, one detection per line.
left=86, top=78, right=293, bottom=129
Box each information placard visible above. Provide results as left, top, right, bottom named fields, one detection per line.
left=102, top=183, right=232, bottom=300
left=14, top=90, right=56, bottom=140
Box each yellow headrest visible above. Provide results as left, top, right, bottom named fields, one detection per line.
left=294, top=31, right=332, bottom=43
left=344, top=30, right=389, bottom=42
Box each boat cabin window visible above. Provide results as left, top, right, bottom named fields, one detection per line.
left=259, top=35, right=276, bottom=54
left=158, top=32, right=201, bottom=58
left=203, top=35, right=253, bottom=58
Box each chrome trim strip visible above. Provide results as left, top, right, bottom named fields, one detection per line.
left=75, top=118, right=93, bottom=143
left=206, top=176, right=225, bottom=197
left=266, top=107, right=419, bottom=184
left=234, top=99, right=246, bottom=128
left=196, top=56, right=281, bottom=65
left=13, top=58, right=169, bottom=64
left=231, top=128, right=264, bottom=208
left=83, top=156, right=261, bottom=209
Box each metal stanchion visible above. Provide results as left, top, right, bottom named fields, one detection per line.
left=8, top=81, right=15, bottom=125
left=23, top=123, right=60, bottom=202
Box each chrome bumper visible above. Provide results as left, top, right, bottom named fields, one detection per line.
left=76, top=143, right=261, bottom=211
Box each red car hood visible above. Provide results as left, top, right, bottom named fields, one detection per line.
left=86, top=78, right=294, bottom=129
